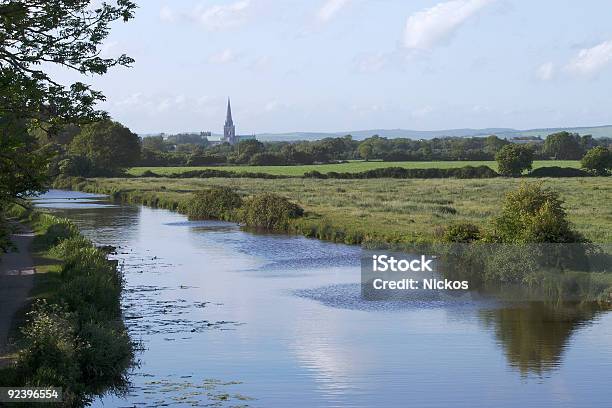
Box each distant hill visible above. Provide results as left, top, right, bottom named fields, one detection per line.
left=142, top=125, right=612, bottom=141
left=254, top=125, right=612, bottom=142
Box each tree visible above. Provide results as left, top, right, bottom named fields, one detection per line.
left=358, top=143, right=374, bottom=161
left=581, top=146, right=611, bottom=175
left=0, top=0, right=135, bottom=204
left=496, top=144, right=534, bottom=176
left=142, top=135, right=169, bottom=152
left=543, top=132, right=584, bottom=160
left=69, top=120, right=140, bottom=174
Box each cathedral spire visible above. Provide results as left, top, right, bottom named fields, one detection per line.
left=225, top=98, right=233, bottom=126
left=223, top=97, right=236, bottom=144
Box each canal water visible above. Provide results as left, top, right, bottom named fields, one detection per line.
left=35, top=190, right=612, bottom=408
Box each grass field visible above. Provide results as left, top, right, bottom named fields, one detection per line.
left=128, top=160, right=581, bottom=177
left=75, top=176, right=611, bottom=244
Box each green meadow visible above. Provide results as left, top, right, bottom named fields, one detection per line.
left=73, top=176, right=611, bottom=244
left=128, top=160, right=581, bottom=177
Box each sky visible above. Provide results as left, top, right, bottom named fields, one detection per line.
left=50, top=0, right=612, bottom=135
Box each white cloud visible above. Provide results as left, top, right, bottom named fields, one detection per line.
left=208, top=49, right=237, bottom=64
left=566, top=40, right=612, bottom=77
left=316, top=0, right=351, bottom=23
left=403, top=0, right=494, bottom=50
left=536, top=62, right=555, bottom=81
left=194, top=0, right=251, bottom=31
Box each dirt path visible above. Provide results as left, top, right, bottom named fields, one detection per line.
left=0, top=223, right=35, bottom=367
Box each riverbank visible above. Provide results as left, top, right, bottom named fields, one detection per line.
left=0, top=206, right=134, bottom=406
left=54, top=176, right=612, bottom=244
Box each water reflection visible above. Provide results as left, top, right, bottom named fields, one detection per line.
left=480, top=302, right=609, bottom=376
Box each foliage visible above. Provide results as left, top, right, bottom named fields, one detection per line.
left=581, top=146, right=611, bottom=175
left=527, top=166, right=590, bottom=178
left=0, top=0, right=136, bottom=206
left=249, top=152, right=287, bottom=166
left=304, top=165, right=498, bottom=179
left=442, top=223, right=481, bottom=243
left=543, top=132, right=586, bottom=160
left=239, top=193, right=304, bottom=230
left=7, top=214, right=133, bottom=405
left=496, top=144, right=534, bottom=177
left=57, top=154, right=94, bottom=177
left=128, top=160, right=583, bottom=177
left=181, top=186, right=243, bottom=220
left=491, top=183, right=584, bottom=244
left=69, top=120, right=141, bottom=174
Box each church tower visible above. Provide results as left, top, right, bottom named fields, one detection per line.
left=223, top=98, right=236, bottom=144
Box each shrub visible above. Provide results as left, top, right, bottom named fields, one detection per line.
left=240, top=193, right=304, bottom=230
left=304, top=166, right=498, bottom=180
left=182, top=186, right=243, bottom=220
left=16, top=302, right=82, bottom=403
left=49, top=235, right=92, bottom=259
left=77, top=321, right=133, bottom=394
left=491, top=183, right=584, bottom=244
left=527, top=166, right=590, bottom=178
left=581, top=146, right=611, bottom=175
left=442, top=223, right=481, bottom=243
left=33, top=214, right=79, bottom=249
left=59, top=274, right=122, bottom=321
left=496, top=144, right=534, bottom=177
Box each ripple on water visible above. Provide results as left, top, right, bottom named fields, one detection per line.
left=294, top=283, right=498, bottom=312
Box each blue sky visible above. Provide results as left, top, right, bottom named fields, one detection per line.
left=53, top=0, right=612, bottom=134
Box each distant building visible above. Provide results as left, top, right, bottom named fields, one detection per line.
left=209, top=98, right=256, bottom=146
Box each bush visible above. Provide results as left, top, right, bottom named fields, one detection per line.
left=33, top=214, right=79, bottom=249
left=442, top=223, right=481, bottom=243
left=303, top=166, right=498, bottom=180
left=59, top=274, right=122, bottom=321
left=77, top=322, right=132, bottom=395
left=496, top=144, right=534, bottom=177
left=16, top=302, right=83, bottom=405
left=527, top=166, right=590, bottom=178
left=581, top=146, right=611, bottom=175
left=491, top=183, right=584, bottom=244
left=182, top=186, right=243, bottom=220
left=49, top=235, right=92, bottom=259
left=239, top=193, right=304, bottom=230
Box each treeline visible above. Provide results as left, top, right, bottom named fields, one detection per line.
left=39, top=119, right=612, bottom=179
left=139, top=131, right=612, bottom=167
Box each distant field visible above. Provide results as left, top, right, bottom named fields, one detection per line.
left=128, top=160, right=581, bottom=177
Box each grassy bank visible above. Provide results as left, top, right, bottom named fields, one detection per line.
left=55, top=176, right=612, bottom=244
left=0, top=207, right=134, bottom=407
left=128, top=160, right=581, bottom=177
